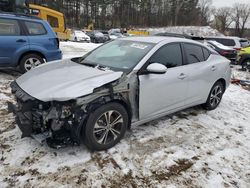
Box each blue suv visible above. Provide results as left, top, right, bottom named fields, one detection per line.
left=0, top=13, right=62, bottom=73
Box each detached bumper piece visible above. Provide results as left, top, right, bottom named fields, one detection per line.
left=9, top=81, right=86, bottom=149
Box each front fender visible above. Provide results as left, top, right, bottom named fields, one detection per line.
left=13, top=45, right=30, bottom=66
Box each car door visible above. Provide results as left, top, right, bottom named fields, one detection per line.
left=0, top=18, right=29, bottom=66
left=139, top=43, right=188, bottom=120
left=182, top=43, right=216, bottom=105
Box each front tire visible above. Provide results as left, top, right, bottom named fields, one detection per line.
left=203, top=81, right=224, bottom=111
left=19, top=54, right=45, bottom=73
left=83, top=102, right=128, bottom=151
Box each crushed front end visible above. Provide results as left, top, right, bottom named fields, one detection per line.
left=8, top=82, right=87, bottom=149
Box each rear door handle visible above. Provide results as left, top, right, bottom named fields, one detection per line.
left=16, top=39, right=27, bottom=43
left=178, top=73, right=187, bottom=80
left=211, top=66, right=217, bottom=71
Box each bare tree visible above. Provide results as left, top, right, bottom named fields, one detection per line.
left=214, top=7, right=233, bottom=34
left=232, top=3, right=250, bottom=37
left=198, top=0, right=213, bottom=26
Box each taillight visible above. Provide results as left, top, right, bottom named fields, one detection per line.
left=49, top=38, right=60, bottom=49
left=234, top=48, right=241, bottom=51
left=55, top=38, right=60, bottom=49
left=220, top=51, right=229, bottom=55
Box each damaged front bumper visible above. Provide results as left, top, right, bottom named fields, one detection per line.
left=8, top=81, right=87, bottom=149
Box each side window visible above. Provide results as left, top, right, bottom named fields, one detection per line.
left=222, top=39, right=235, bottom=46
left=24, top=21, right=47, bottom=35
left=184, top=43, right=204, bottom=64
left=202, top=47, right=211, bottom=61
left=47, top=15, right=59, bottom=28
left=0, top=18, right=20, bottom=36
left=149, top=43, right=183, bottom=68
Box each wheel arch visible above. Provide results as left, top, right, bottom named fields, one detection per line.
left=88, top=95, right=132, bottom=125
left=18, top=51, right=47, bottom=65
left=80, top=94, right=132, bottom=137
left=215, top=78, right=226, bottom=92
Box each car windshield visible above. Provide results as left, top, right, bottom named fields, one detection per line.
left=112, top=33, right=123, bottom=37
left=75, top=31, right=85, bottom=35
left=80, top=40, right=155, bottom=72
left=75, top=30, right=82, bottom=33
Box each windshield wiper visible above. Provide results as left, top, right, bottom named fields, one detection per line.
left=97, top=64, right=110, bottom=71
left=80, top=60, right=110, bottom=71
left=80, top=61, right=97, bottom=68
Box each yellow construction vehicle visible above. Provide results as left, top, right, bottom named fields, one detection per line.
left=0, top=0, right=70, bottom=40
left=29, top=4, right=70, bottom=40
left=127, top=29, right=149, bottom=36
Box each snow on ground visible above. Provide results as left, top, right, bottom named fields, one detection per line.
left=231, top=65, right=250, bottom=81
left=60, top=41, right=101, bottom=59
left=0, top=42, right=250, bottom=188
left=146, top=26, right=223, bottom=37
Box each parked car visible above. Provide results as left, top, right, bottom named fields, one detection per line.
left=100, top=31, right=111, bottom=41
left=109, top=32, right=124, bottom=40
left=205, top=36, right=249, bottom=51
left=8, top=37, right=231, bottom=151
left=0, top=13, right=62, bottom=73
left=155, top=32, right=205, bottom=42
left=155, top=32, right=186, bottom=38
left=205, top=40, right=237, bottom=62
left=108, top=28, right=121, bottom=34
left=87, top=30, right=109, bottom=43
left=70, top=30, right=90, bottom=42
left=237, top=46, right=250, bottom=71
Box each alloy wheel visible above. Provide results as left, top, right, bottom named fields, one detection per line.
left=210, top=85, right=223, bottom=107
left=93, top=110, right=124, bottom=145
left=24, top=58, right=42, bottom=71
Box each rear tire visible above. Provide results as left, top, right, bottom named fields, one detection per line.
left=19, top=54, right=45, bottom=73
left=202, top=81, right=224, bottom=111
left=83, top=102, right=128, bottom=151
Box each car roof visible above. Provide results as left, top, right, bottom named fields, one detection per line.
left=119, top=36, right=203, bottom=45
left=0, top=13, right=42, bottom=21
left=205, top=36, right=241, bottom=40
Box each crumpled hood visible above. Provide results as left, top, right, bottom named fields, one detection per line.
left=16, top=59, right=123, bottom=102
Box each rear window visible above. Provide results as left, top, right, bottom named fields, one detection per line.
left=0, top=18, right=20, bottom=36
left=47, top=15, right=59, bottom=28
left=202, top=48, right=211, bottom=60
left=24, top=21, right=47, bottom=35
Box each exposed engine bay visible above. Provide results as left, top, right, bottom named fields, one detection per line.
left=8, top=75, right=137, bottom=149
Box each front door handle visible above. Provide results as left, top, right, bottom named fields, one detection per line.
left=16, top=39, right=27, bottom=43
left=178, top=73, right=187, bottom=80
left=211, top=66, right=217, bottom=71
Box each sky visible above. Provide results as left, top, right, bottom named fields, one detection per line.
left=212, top=0, right=250, bottom=28
left=213, top=0, right=250, bottom=7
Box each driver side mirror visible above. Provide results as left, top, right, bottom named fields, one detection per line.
left=146, top=63, right=167, bottom=74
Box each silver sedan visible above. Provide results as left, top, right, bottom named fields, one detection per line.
left=9, top=37, right=231, bottom=150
